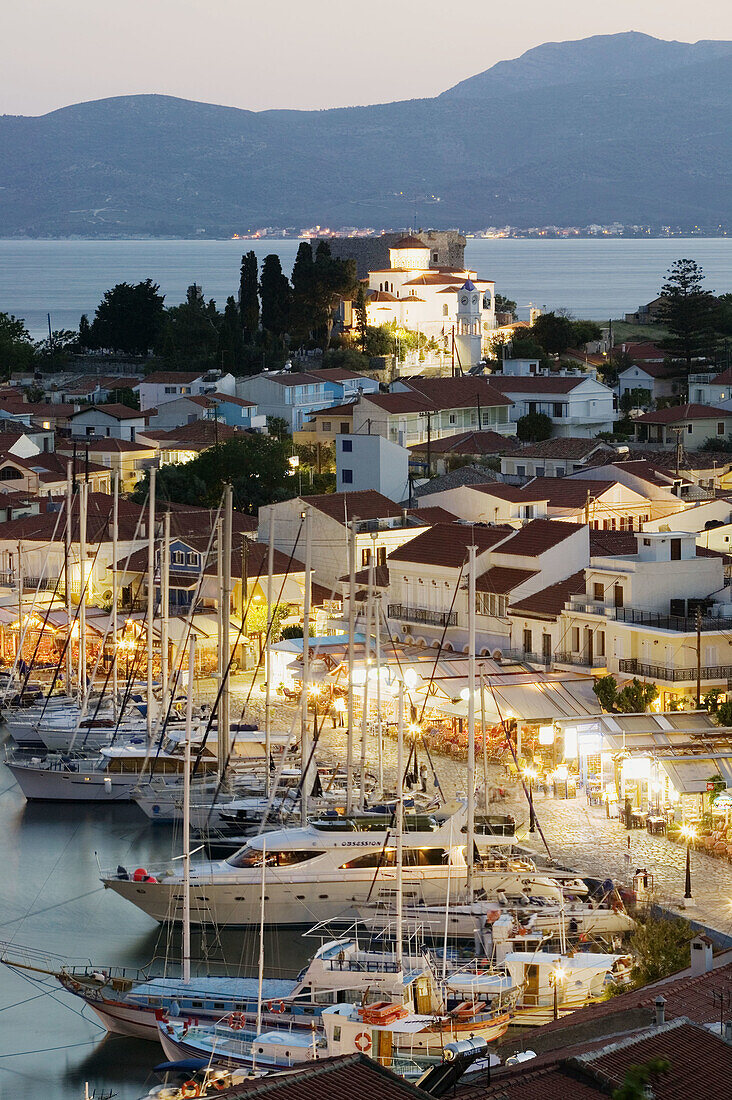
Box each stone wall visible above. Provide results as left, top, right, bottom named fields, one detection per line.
left=329, top=230, right=466, bottom=278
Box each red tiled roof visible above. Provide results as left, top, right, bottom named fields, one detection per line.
left=401, top=377, right=513, bottom=409
left=589, top=529, right=639, bottom=556
left=472, top=483, right=549, bottom=502
left=488, top=375, right=587, bottom=394
left=307, top=403, right=356, bottom=420
left=392, top=234, right=429, bottom=249
left=362, top=392, right=434, bottom=414
left=712, top=367, right=732, bottom=385
left=635, top=403, right=732, bottom=424
left=620, top=361, right=683, bottom=378
left=407, top=506, right=459, bottom=524
left=620, top=341, right=667, bottom=361
left=495, top=518, right=585, bottom=557
left=510, top=437, right=610, bottom=460
left=305, top=368, right=369, bottom=382
left=58, top=437, right=156, bottom=454
left=137, top=371, right=202, bottom=385
left=211, top=392, right=257, bottom=407
left=302, top=490, right=403, bottom=524
left=368, top=290, right=399, bottom=302
left=387, top=522, right=512, bottom=568
left=476, top=565, right=537, bottom=594
left=409, top=430, right=518, bottom=456
left=70, top=402, right=142, bottom=420
left=149, top=421, right=248, bottom=446
left=524, top=476, right=633, bottom=507
left=223, top=1052, right=430, bottom=1100
left=509, top=570, right=586, bottom=618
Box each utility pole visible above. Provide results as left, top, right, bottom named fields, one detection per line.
left=696, top=605, right=702, bottom=708
left=346, top=519, right=356, bottom=813
left=219, top=483, right=233, bottom=778
left=241, top=535, right=249, bottom=672
left=300, top=505, right=312, bottom=826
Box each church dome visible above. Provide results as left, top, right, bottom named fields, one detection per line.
left=393, top=234, right=428, bottom=249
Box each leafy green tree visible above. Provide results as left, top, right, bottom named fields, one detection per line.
left=266, top=416, right=290, bottom=441
left=323, top=347, right=371, bottom=372
left=312, top=242, right=357, bottom=351
left=715, top=699, right=732, bottom=726
left=239, top=252, right=260, bottom=342
left=218, top=295, right=244, bottom=373
left=78, top=314, right=92, bottom=348
left=628, top=915, right=693, bottom=986
left=354, top=283, right=368, bottom=351
left=659, top=259, right=719, bottom=372
left=89, top=279, right=165, bottom=354
left=612, top=1059, right=671, bottom=1100
left=616, top=678, right=658, bottom=713
left=259, top=255, right=291, bottom=340
left=131, top=464, right=208, bottom=506
left=107, top=386, right=140, bottom=409
left=494, top=294, right=516, bottom=317
left=571, top=319, right=602, bottom=347
left=516, top=411, right=553, bottom=442
left=33, top=329, right=78, bottom=371
left=717, top=293, right=732, bottom=337
left=593, top=675, right=619, bottom=713
left=619, top=387, right=651, bottom=414
left=157, top=284, right=220, bottom=369
left=0, top=312, right=35, bottom=378
left=531, top=311, right=575, bottom=355
left=365, top=325, right=395, bottom=357
left=194, top=435, right=293, bottom=513
left=507, top=335, right=548, bottom=367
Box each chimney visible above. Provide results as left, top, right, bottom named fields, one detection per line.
left=690, top=934, right=714, bottom=976
left=654, top=995, right=666, bottom=1026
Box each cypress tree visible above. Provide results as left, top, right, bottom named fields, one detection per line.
left=259, top=255, right=291, bottom=340
left=239, top=251, right=260, bottom=343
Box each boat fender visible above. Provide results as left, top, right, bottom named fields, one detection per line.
left=181, top=1083, right=200, bottom=1098
left=132, top=868, right=149, bottom=882
left=354, top=1031, right=371, bottom=1052
left=268, top=999, right=286, bottom=1014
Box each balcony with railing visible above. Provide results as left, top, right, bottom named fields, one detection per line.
left=554, top=651, right=608, bottom=670
left=387, top=603, right=458, bottom=628
left=619, top=658, right=732, bottom=684
left=615, top=607, right=732, bottom=632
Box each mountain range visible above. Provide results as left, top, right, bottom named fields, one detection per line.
left=1, top=32, right=731, bottom=237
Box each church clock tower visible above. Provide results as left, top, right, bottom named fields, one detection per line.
left=454, top=279, right=483, bottom=367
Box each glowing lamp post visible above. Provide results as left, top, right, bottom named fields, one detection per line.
left=681, top=825, right=695, bottom=901
left=550, top=963, right=565, bottom=1021
left=524, top=767, right=538, bottom=833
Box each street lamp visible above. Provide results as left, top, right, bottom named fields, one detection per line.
left=524, top=767, right=537, bottom=833
left=681, top=825, right=696, bottom=900
left=550, top=964, right=565, bottom=1021
left=289, top=454, right=301, bottom=495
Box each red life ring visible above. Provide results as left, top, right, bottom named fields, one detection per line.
left=211, top=1078, right=228, bottom=1091
left=355, top=1031, right=371, bottom=1052
left=268, top=999, right=286, bottom=1014
left=227, top=1012, right=245, bottom=1030
left=181, top=1083, right=200, bottom=1098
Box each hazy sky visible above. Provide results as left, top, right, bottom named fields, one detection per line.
left=3, top=0, right=731, bottom=116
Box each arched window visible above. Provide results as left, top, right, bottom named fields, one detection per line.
left=0, top=466, right=22, bottom=481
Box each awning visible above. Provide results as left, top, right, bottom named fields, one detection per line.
left=661, top=755, right=732, bottom=794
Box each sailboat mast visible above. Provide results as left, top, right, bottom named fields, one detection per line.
left=112, top=470, right=119, bottom=704
left=219, top=484, right=233, bottom=779
left=160, top=509, right=170, bottom=714
left=395, top=680, right=404, bottom=972
left=360, top=560, right=373, bottom=811
left=254, top=835, right=267, bottom=1063
left=265, top=518, right=275, bottom=799
left=146, top=467, right=156, bottom=741
left=374, top=546, right=383, bottom=796
left=182, top=633, right=195, bottom=984
left=65, top=461, right=73, bottom=693
left=300, top=504, right=312, bottom=827
left=346, top=519, right=356, bottom=814
left=78, top=482, right=87, bottom=692
left=467, top=544, right=477, bottom=901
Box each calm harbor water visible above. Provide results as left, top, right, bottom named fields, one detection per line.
left=1, top=238, right=731, bottom=339
left=0, top=751, right=311, bottom=1100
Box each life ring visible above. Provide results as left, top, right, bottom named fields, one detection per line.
left=354, top=1031, right=371, bottom=1052
left=227, top=1012, right=245, bottom=1030
left=181, top=1083, right=200, bottom=1098
left=211, top=1078, right=228, bottom=1091
left=268, top=999, right=285, bottom=1014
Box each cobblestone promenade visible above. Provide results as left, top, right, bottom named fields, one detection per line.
left=223, top=676, right=732, bottom=941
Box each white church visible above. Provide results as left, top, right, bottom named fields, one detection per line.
left=361, top=234, right=496, bottom=367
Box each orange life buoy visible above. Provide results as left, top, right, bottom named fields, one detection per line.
left=181, top=1083, right=200, bottom=1098
left=227, top=1012, right=244, bottom=1030
left=268, top=999, right=285, bottom=1014
left=354, top=1031, right=371, bottom=1052
left=211, top=1078, right=228, bottom=1091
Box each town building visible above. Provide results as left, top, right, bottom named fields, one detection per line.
left=689, top=365, right=732, bottom=408
left=501, top=437, right=615, bottom=482
left=237, top=369, right=378, bottom=432
left=57, top=437, right=158, bottom=493
left=633, top=404, right=732, bottom=448
left=135, top=369, right=236, bottom=412
left=67, top=403, right=147, bottom=442
left=487, top=367, right=615, bottom=437
left=617, top=361, right=685, bottom=405
left=335, top=434, right=409, bottom=502
left=356, top=377, right=514, bottom=448
left=409, top=429, right=518, bottom=476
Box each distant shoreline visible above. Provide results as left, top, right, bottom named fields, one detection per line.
left=1, top=234, right=729, bottom=243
